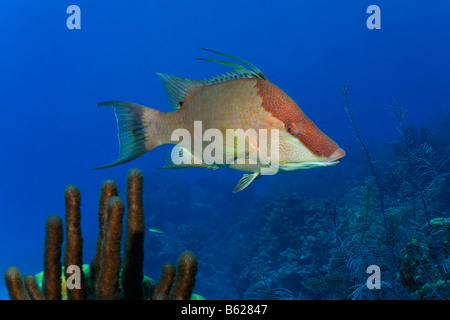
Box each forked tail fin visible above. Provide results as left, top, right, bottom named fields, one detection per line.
left=93, top=101, right=162, bottom=169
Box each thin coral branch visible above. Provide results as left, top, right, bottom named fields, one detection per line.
left=342, top=85, right=394, bottom=267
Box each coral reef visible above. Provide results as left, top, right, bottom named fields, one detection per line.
left=4, top=168, right=201, bottom=300
left=397, top=217, right=450, bottom=299
left=236, top=193, right=336, bottom=299
left=300, top=90, right=450, bottom=300
left=234, top=91, right=450, bottom=300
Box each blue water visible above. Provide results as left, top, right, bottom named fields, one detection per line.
left=1, top=1, right=449, bottom=300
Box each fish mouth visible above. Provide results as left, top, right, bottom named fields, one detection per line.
left=279, top=148, right=345, bottom=171
left=326, top=148, right=346, bottom=162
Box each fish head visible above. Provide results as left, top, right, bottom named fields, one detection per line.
left=256, top=80, right=345, bottom=170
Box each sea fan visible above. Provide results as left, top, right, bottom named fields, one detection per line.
left=245, top=263, right=294, bottom=300
left=390, top=103, right=449, bottom=225
left=334, top=90, right=450, bottom=299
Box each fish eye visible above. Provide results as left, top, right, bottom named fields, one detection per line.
left=286, top=123, right=298, bottom=136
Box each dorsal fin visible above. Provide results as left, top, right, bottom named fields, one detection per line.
left=152, top=72, right=205, bottom=110
left=153, top=49, right=267, bottom=110
left=196, top=48, right=267, bottom=81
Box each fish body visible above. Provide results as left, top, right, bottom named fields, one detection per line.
left=96, top=49, right=345, bottom=192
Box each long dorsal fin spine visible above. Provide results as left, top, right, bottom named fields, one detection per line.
left=198, top=48, right=267, bottom=80
left=195, top=58, right=259, bottom=78
left=154, top=49, right=267, bottom=110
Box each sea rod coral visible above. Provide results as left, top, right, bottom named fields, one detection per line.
left=4, top=168, right=200, bottom=300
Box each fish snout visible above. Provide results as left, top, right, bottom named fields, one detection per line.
left=326, top=148, right=346, bottom=162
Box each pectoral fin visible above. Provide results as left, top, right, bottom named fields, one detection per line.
left=223, top=130, right=259, bottom=165
left=233, top=173, right=260, bottom=193
left=159, top=146, right=220, bottom=170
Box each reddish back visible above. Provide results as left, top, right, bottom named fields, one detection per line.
left=255, top=80, right=339, bottom=158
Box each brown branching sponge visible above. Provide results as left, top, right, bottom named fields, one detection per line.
left=64, top=185, right=88, bottom=300
left=43, top=215, right=63, bottom=300
left=24, top=274, right=45, bottom=300
left=3, top=168, right=200, bottom=300
left=152, top=262, right=176, bottom=299
left=168, top=251, right=198, bottom=300
left=90, top=179, right=118, bottom=293
left=96, top=196, right=125, bottom=300
left=121, top=169, right=145, bottom=300
left=152, top=251, right=199, bottom=301
left=4, top=267, right=30, bottom=300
